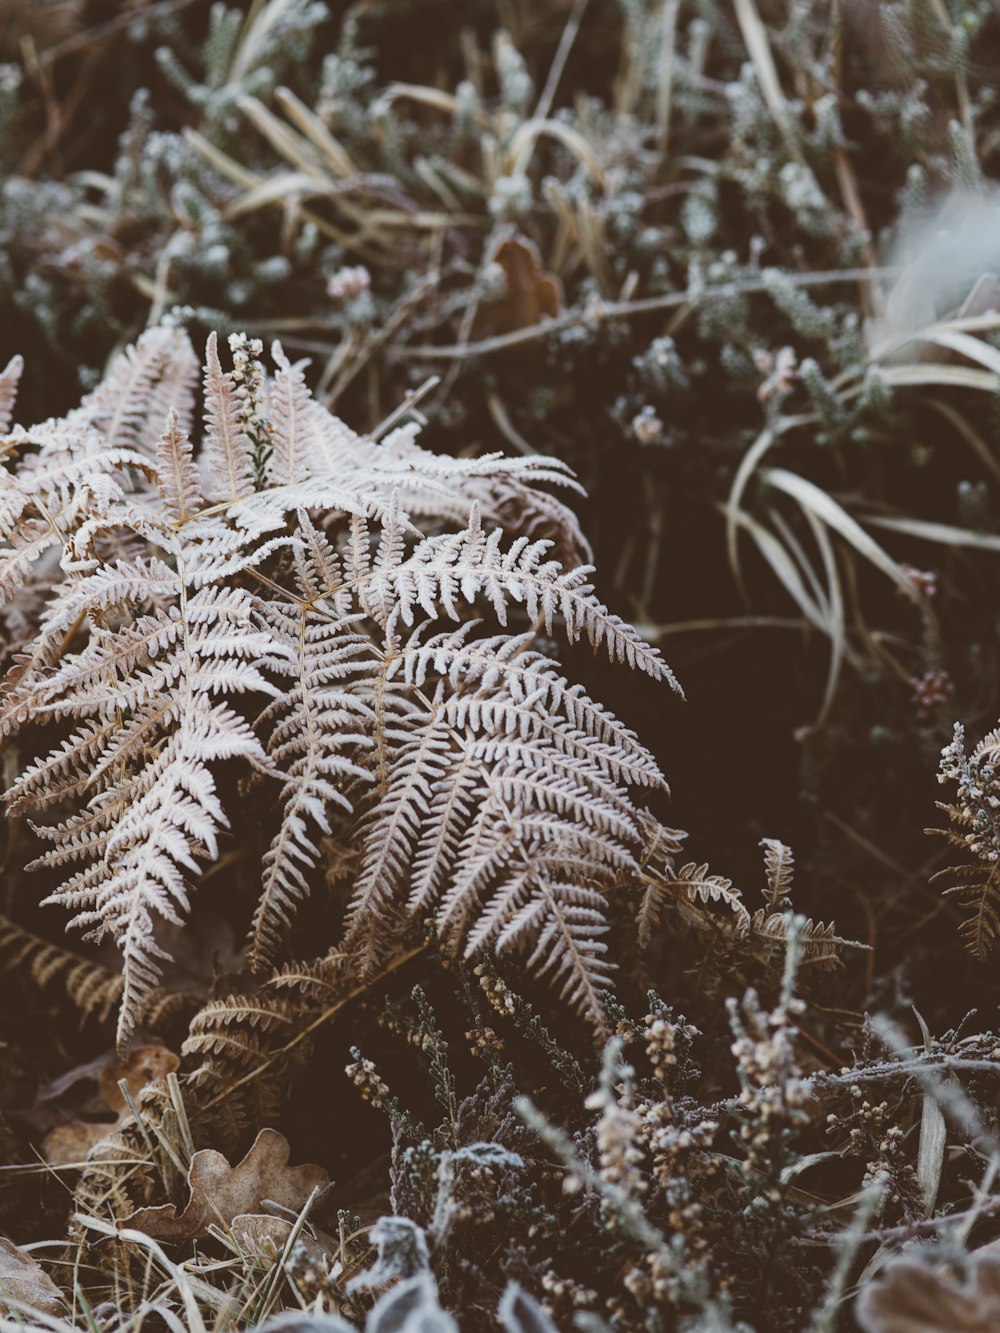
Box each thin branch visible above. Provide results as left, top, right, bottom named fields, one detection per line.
left=390, top=268, right=902, bottom=361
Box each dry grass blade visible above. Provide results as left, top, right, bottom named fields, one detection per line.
left=758, top=468, right=922, bottom=601
left=724, top=505, right=830, bottom=633
left=913, top=327, right=1000, bottom=375
left=880, top=363, right=999, bottom=392
left=798, top=506, right=845, bottom=724
left=864, top=514, right=1000, bottom=551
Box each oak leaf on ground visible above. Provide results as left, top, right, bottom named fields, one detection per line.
left=0, top=1237, right=65, bottom=1318
left=120, top=1128, right=329, bottom=1243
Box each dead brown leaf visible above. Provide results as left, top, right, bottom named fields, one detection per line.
left=230, top=1213, right=296, bottom=1255
left=42, top=1120, right=118, bottom=1167
left=229, top=1213, right=335, bottom=1267
left=42, top=1044, right=180, bottom=1166
left=99, top=1045, right=180, bottom=1113
left=475, top=236, right=562, bottom=337
left=0, top=1237, right=65, bottom=1318
left=121, top=1128, right=329, bottom=1244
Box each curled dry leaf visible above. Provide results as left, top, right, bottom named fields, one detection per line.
left=0, top=1237, right=65, bottom=1318
left=42, top=1120, right=118, bottom=1167
left=99, top=1045, right=180, bottom=1112
left=42, top=1044, right=180, bottom=1166
left=230, top=1213, right=298, bottom=1255
left=857, top=1251, right=1000, bottom=1332
left=226, top=1214, right=334, bottom=1273
left=230, top=1215, right=334, bottom=1268
left=476, top=235, right=562, bottom=336
left=121, top=1128, right=329, bottom=1243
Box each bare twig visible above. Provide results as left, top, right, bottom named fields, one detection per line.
left=390, top=267, right=901, bottom=361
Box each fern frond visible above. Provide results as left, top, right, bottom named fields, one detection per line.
left=10, top=558, right=284, bottom=1048
left=268, top=341, right=316, bottom=485
left=183, top=988, right=303, bottom=1136
left=667, top=863, right=752, bottom=932
left=345, top=692, right=453, bottom=973
left=374, top=420, right=590, bottom=560
left=69, top=326, right=197, bottom=458
left=156, top=409, right=203, bottom=525
left=343, top=635, right=647, bottom=1018
left=182, top=950, right=360, bottom=1144
left=518, top=877, right=614, bottom=1030
left=140, top=332, right=200, bottom=454
left=0, top=912, right=198, bottom=1030
left=358, top=504, right=679, bottom=684
left=760, top=838, right=795, bottom=912
left=748, top=910, right=854, bottom=969
left=201, top=331, right=255, bottom=503
left=381, top=630, right=645, bottom=834
left=630, top=813, right=749, bottom=947
left=1, top=330, right=681, bottom=1041
left=0, top=355, right=23, bottom=436
left=0, top=910, right=123, bottom=1022
left=38, top=697, right=268, bottom=1049
left=0, top=518, right=57, bottom=613
left=248, top=541, right=377, bottom=971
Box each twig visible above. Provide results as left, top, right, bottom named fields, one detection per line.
left=390, top=267, right=902, bottom=361
left=817, top=1193, right=1000, bottom=1246
left=39, top=0, right=206, bottom=65
left=816, top=1055, right=1000, bottom=1086
left=369, top=376, right=440, bottom=443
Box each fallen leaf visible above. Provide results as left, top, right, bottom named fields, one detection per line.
left=229, top=1214, right=335, bottom=1269
left=99, top=1045, right=180, bottom=1113
left=41, top=1044, right=180, bottom=1166
left=42, top=1120, right=119, bottom=1167
left=0, top=1237, right=65, bottom=1318
left=475, top=236, right=562, bottom=337
left=230, top=1213, right=300, bottom=1256
left=121, top=1128, right=329, bottom=1243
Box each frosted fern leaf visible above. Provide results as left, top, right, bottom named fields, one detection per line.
left=0, top=327, right=680, bottom=1047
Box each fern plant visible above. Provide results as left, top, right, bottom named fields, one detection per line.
left=0, top=327, right=679, bottom=1050
left=930, top=721, right=1000, bottom=958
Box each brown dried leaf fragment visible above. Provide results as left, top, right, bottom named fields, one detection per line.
left=230, top=1214, right=335, bottom=1266
left=0, top=1238, right=65, bottom=1318
left=477, top=236, right=563, bottom=336
left=42, top=1044, right=180, bottom=1165
left=121, top=1128, right=329, bottom=1243
left=99, top=1045, right=181, bottom=1113
left=42, top=1121, right=118, bottom=1167
left=230, top=1213, right=297, bottom=1255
